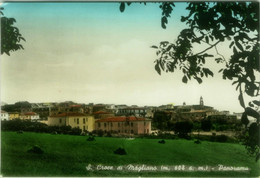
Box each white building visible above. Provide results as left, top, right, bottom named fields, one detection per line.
left=1, top=110, right=9, bottom=121
left=20, top=112, right=40, bottom=121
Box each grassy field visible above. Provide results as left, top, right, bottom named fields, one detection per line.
left=1, top=131, right=259, bottom=177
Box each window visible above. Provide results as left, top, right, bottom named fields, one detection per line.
left=74, top=118, right=76, bottom=123
left=147, top=129, right=149, bottom=133
left=83, top=126, right=85, bottom=131
left=98, top=123, right=101, bottom=128
left=83, top=118, right=86, bottom=124
left=59, top=118, right=62, bottom=124
left=104, top=123, right=107, bottom=127
left=77, top=118, right=79, bottom=124
left=118, top=123, right=120, bottom=127
left=131, top=122, right=133, bottom=127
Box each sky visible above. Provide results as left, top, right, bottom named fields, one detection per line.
left=0, top=2, right=252, bottom=113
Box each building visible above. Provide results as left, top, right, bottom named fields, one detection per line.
left=8, top=112, right=20, bottom=120
left=20, top=112, right=40, bottom=120
left=95, top=116, right=152, bottom=135
left=117, top=107, right=147, bottom=117
left=47, top=112, right=95, bottom=132
left=93, top=111, right=115, bottom=120
left=1, top=110, right=9, bottom=121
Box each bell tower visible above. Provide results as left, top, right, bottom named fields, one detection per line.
left=200, top=96, right=204, bottom=106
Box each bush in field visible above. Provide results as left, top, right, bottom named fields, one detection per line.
left=114, top=147, right=127, bottom=155
left=27, top=145, right=44, bottom=154
left=158, top=139, right=166, bottom=144
left=87, top=136, right=95, bottom=141
left=194, top=139, right=201, bottom=144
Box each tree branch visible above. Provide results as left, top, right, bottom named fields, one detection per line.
left=193, top=40, right=221, bottom=56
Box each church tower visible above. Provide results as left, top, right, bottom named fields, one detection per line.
left=200, top=96, right=204, bottom=106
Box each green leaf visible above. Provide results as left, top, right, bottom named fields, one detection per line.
left=155, top=62, right=161, bottom=75
left=205, top=36, right=209, bottom=44
left=119, top=3, right=125, bottom=12
left=235, top=40, right=243, bottom=51
left=233, top=46, right=238, bottom=54
left=182, top=75, right=188, bottom=83
left=161, top=16, right=168, bottom=29
left=252, top=100, right=260, bottom=106
left=238, top=92, right=245, bottom=108
left=151, top=45, right=158, bottom=49
left=209, top=35, right=214, bottom=41
left=229, top=41, right=234, bottom=48
left=245, top=107, right=260, bottom=120
left=241, top=112, right=249, bottom=126
left=196, top=77, right=202, bottom=84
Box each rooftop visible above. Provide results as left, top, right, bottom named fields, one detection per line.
left=96, top=116, right=147, bottom=122
left=93, top=111, right=112, bottom=114
left=50, top=112, right=87, bottom=117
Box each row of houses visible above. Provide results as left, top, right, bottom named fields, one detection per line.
left=47, top=112, right=151, bottom=135
left=1, top=97, right=242, bottom=135
left=0, top=111, right=40, bottom=121
left=1, top=101, right=155, bottom=120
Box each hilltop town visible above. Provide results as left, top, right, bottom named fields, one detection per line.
left=1, top=97, right=242, bottom=136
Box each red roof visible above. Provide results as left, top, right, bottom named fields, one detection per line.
left=96, top=116, right=146, bottom=122
left=23, top=112, right=38, bottom=116
left=93, top=111, right=112, bottom=114
left=50, top=112, right=86, bottom=117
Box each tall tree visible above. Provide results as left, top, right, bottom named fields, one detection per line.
left=1, top=7, right=25, bottom=55
left=120, top=2, right=260, bottom=160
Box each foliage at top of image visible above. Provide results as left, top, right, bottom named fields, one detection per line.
left=120, top=1, right=260, bottom=161
left=0, top=7, right=25, bottom=56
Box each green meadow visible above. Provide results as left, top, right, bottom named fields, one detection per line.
left=1, top=131, right=259, bottom=177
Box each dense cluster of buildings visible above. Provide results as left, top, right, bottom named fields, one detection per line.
left=0, top=97, right=240, bottom=135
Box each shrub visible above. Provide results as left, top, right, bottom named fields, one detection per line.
left=87, top=136, right=95, bottom=141
left=194, top=139, right=201, bottom=144
left=27, top=145, right=44, bottom=154
left=114, top=147, right=127, bottom=155
left=158, top=139, right=166, bottom=144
